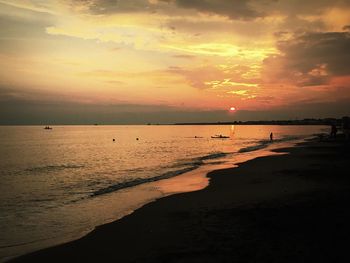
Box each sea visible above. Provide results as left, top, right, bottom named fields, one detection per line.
left=0, top=125, right=327, bottom=261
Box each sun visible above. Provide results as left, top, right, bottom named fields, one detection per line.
left=229, top=107, right=236, bottom=111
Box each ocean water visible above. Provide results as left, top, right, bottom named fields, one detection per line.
left=0, top=125, right=327, bottom=260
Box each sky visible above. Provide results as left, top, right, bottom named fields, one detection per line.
left=0, top=0, right=349, bottom=124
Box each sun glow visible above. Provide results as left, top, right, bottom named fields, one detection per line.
left=230, top=107, right=236, bottom=111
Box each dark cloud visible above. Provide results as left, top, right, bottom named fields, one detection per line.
left=67, top=0, right=350, bottom=23
left=0, top=87, right=229, bottom=124
left=161, top=0, right=264, bottom=20
left=71, top=0, right=156, bottom=14
left=1, top=84, right=349, bottom=124
left=269, top=0, right=350, bottom=16
left=71, top=0, right=265, bottom=20
left=172, top=54, right=196, bottom=59
left=1, top=97, right=349, bottom=125
left=264, top=29, right=350, bottom=86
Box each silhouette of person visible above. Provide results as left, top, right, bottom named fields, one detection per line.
left=342, top=117, right=350, bottom=141
left=330, top=124, right=337, bottom=139
left=270, top=132, right=273, bottom=141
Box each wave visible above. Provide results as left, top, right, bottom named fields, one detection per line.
left=238, top=142, right=270, bottom=153
left=91, top=166, right=199, bottom=197
left=25, top=164, right=84, bottom=173
left=90, top=135, right=303, bottom=198
left=197, top=152, right=228, bottom=161
left=238, top=135, right=302, bottom=153
left=90, top=151, right=230, bottom=197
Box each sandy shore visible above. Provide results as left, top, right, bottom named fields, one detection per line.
left=11, top=137, right=350, bottom=262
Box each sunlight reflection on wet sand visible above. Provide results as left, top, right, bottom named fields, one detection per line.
left=153, top=140, right=294, bottom=196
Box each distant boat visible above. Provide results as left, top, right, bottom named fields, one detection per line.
left=211, top=135, right=230, bottom=139
left=44, top=126, right=53, bottom=130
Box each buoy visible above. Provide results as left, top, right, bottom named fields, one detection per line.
left=136, top=138, right=139, bottom=140
left=113, top=139, right=115, bottom=142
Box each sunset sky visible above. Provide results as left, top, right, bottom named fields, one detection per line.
left=0, top=0, right=349, bottom=124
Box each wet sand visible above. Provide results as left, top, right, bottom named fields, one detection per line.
left=11, top=137, right=350, bottom=262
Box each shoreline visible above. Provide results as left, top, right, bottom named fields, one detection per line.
left=11, top=136, right=350, bottom=262
left=1, top=138, right=291, bottom=261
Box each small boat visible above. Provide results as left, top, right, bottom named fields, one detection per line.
left=211, top=135, right=230, bottom=139
left=44, top=126, right=53, bottom=130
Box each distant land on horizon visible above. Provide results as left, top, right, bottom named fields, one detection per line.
left=1, top=117, right=348, bottom=126
left=174, top=118, right=348, bottom=126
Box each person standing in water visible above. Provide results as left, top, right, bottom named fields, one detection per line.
left=270, top=132, right=273, bottom=141
left=343, top=117, right=350, bottom=141
left=330, top=123, right=337, bottom=139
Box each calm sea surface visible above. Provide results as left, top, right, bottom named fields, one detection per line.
left=0, top=125, right=327, bottom=260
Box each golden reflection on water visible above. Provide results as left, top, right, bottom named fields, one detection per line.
left=230, top=125, right=235, bottom=137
